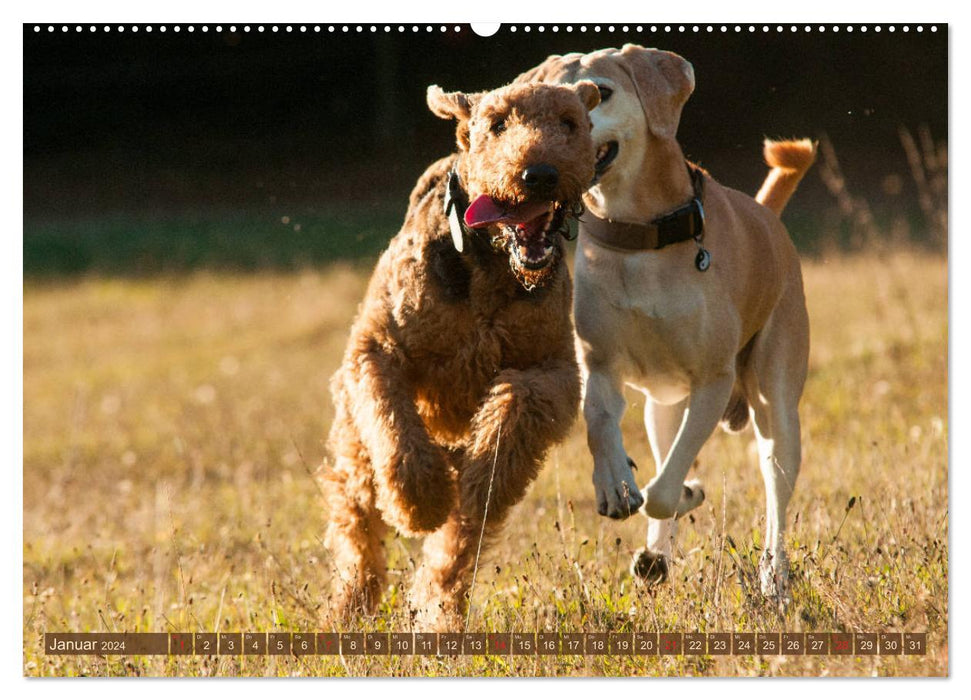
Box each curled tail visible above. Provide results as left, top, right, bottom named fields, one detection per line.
left=755, top=138, right=817, bottom=216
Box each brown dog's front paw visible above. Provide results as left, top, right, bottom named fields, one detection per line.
left=401, top=475, right=455, bottom=534
left=378, top=446, right=456, bottom=535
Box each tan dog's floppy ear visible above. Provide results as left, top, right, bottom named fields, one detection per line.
left=618, top=44, right=695, bottom=139
left=572, top=80, right=601, bottom=112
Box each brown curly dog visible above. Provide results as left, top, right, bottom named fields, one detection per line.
left=323, top=80, right=601, bottom=630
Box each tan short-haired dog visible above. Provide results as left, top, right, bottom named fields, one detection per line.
left=324, top=80, right=600, bottom=629
left=518, top=45, right=815, bottom=600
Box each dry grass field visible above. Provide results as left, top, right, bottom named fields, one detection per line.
left=22, top=249, right=947, bottom=677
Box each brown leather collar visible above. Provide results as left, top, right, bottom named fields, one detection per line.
left=580, top=163, right=706, bottom=252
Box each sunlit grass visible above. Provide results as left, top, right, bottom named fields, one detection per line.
left=23, top=250, right=947, bottom=677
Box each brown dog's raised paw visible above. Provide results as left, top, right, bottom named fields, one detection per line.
left=378, top=445, right=456, bottom=535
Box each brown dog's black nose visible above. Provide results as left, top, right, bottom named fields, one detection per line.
left=522, top=164, right=559, bottom=195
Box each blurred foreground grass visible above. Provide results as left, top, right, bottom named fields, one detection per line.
left=23, top=250, right=947, bottom=677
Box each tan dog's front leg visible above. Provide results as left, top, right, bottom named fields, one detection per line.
left=630, top=397, right=687, bottom=585
left=640, top=373, right=734, bottom=519
left=584, top=367, right=645, bottom=519
left=410, top=359, right=580, bottom=630
left=343, top=345, right=455, bottom=536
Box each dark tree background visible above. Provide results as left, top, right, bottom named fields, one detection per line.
left=23, top=24, right=948, bottom=273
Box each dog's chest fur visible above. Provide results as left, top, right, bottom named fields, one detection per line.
left=575, top=241, right=738, bottom=402
left=384, top=203, right=573, bottom=441
left=340, top=155, right=577, bottom=443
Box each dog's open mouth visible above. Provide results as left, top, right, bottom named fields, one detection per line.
left=464, top=195, right=565, bottom=270
left=594, top=140, right=619, bottom=179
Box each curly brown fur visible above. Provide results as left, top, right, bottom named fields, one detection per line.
left=324, top=81, right=599, bottom=630
left=429, top=81, right=599, bottom=290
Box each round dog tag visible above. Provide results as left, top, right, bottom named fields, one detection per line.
left=695, top=247, right=711, bottom=272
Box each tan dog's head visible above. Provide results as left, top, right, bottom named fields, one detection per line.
left=516, top=45, right=694, bottom=210
left=427, top=81, right=600, bottom=289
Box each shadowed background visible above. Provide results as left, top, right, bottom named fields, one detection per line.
left=24, top=24, right=947, bottom=274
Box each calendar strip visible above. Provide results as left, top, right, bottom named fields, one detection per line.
left=44, top=632, right=927, bottom=656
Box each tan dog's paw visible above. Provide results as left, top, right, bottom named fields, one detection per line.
left=631, top=548, right=669, bottom=586
left=678, top=479, right=706, bottom=516
left=378, top=444, right=456, bottom=535
left=594, top=456, right=644, bottom=520
left=639, top=477, right=705, bottom=520
left=759, top=549, right=792, bottom=606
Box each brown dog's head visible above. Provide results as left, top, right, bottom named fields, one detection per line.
left=516, top=45, right=694, bottom=206
left=427, top=81, right=600, bottom=289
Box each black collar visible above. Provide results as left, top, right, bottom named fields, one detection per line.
left=580, top=163, right=706, bottom=252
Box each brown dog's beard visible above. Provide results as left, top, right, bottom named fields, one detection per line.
left=496, top=236, right=563, bottom=291
left=485, top=202, right=576, bottom=291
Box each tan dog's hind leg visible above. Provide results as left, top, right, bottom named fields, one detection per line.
left=751, top=405, right=801, bottom=603
left=584, top=367, right=645, bottom=519
left=323, top=407, right=388, bottom=619
left=640, top=374, right=731, bottom=520
left=742, top=282, right=808, bottom=603
left=410, top=360, right=580, bottom=630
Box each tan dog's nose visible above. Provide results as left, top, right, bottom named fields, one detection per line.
left=522, top=164, right=559, bottom=196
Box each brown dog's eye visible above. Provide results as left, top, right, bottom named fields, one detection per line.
left=561, top=117, right=577, bottom=133
left=491, top=119, right=506, bottom=136
left=597, top=85, right=613, bottom=103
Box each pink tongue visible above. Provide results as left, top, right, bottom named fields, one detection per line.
left=464, top=195, right=551, bottom=229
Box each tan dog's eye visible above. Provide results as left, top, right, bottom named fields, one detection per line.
left=491, top=119, right=506, bottom=136
left=597, top=85, right=613, bottom=103
left=561, top=117, right=577, bottom=133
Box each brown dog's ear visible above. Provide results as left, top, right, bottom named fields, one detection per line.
left=572, top=80, right=601, bottom=112
left=618, top=44, right=695, bottom=139
left=427, top=85, right=482, bottom=151
left=426, top=85, right=478, bottom=121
